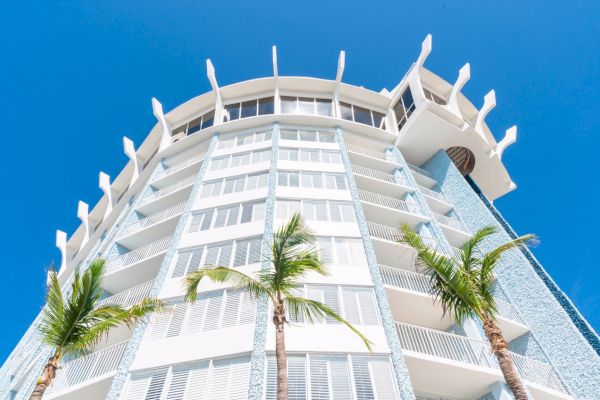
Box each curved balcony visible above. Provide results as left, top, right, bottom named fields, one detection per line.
left=345, top=143, right=400, bottom=172
left=137, top=175, right=195, bottom=214
left=104, top=235, right=172, bottom=293
left=151, top=154, right=203, bottom=184
left=396, top=322, right=570, bottom=400
left=432, top=211, right=471, bottom=247
left=380, top=265, right=529, bottom=340
left=418, top=184, right=452, bottom=214
left=98, top=280, right=154, bottom=309
left=45, top=341, right=128, bottom=399
left=117, top=201, right=185, bottom=248
left=358, top=190, right=428, bottom=230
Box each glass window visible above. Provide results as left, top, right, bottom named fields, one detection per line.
left=240, top=100, right=257, bottom=118
left=281, top=96, right=297, bottom=114
left=187, top=116, right=203, bottom=134
left=201, top=110, right=215, bottom=129
left=339, top=102, right=353, bottom=121
left=299, top=130, right=317, bottom=141
left=372, top=111, right=386, bottom=129
left=318, top=131, right=335, bottom=143
left=353, top=105, right=372, bottom=125
left=225, top=103, right=240, bottom=121
left=316, top=99, right=333, bottom=117
left=258, top=97, right=275, bottom=115
left=281, top=129, right=298, bottom=140
left=298, top=97, right=315, bottom=114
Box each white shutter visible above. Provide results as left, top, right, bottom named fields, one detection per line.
left=265, top=356, right=277, bottom=400
left=172, top=252, right=191, bottom=278
left=184, top=296, right=208, bottom=334
left=207, top=357, right=250, bottom=400
left=369, top=358, right=398, bottom=400
left=309, top=357, right=330, bottom=400
left=357, top=289, right=379, bottom=325
left=307, top=286, right=340, bottom=324
left=329, top=356, right=352, bottom=399
left=185, top=361, right=210, bottom=398
left=123, top=374, right=152, bottom=400
left=148, top=307, right=174, bottom=340
left=165, top=368, right=188, bottom=400
left=145, top=370, right=168, bottom=400
left=351, top=357, right=375, bottom=400
left=287, top=356, right=307, bottom=400
left=166, top=304, right=187, bottom=338
left=342, top=288, right=362, bottom=325
left=202, top=291, right=224, bottom=330
left=238, top=291, right=256, bottom=325
left=222, top=290, right=241, bottom=327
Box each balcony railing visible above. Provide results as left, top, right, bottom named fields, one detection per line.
left=358, top=190, right=424, bottom=216
left=511, top=352, right=568, bottom=394
left=380, top=265, right=525, bottom=325
left=346, top=143, right=392, bottom=162
left=418, top=185, right=447, bottom=202
left=433, top=211, right=468, bottom=233
left=367, top=221, right=405, bottom=243
left=352, top=164, right=406, bottom=186
left=139, top=175, right=196, bottom=207
left=408, top=163, right=435, bottom=180
left=97, top=280, right=154, bottom=309
left=119, top=201, right=186, bottom=238
left=105, top=235, right=172, bottom=275
left=396, top=322, right=568, bottom=394
left=152, top=155, right=204, bottom=182
left=46, top=341, right=128, bottom=395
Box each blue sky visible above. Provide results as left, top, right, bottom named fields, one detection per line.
left=1, top=0, right=598, bottom=362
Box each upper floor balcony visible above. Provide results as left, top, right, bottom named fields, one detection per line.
left=117, top=201, right=185, bottom=248
left=345, top=142, right=400, bottom=172
left=380, top=265, right=529, bottom=341
left=98, top=279, right=154, bottom=309
left=418, top=184, right=453, bottom=214
left=431, top=211, right=471, bottom=247
left=151, top=154, right=204, bottom=185
left=358, top=190, right=428, bottom=228
left=137, top=175, right=195, bottom=215
left=352, top=164, right=412, bottom=198
left=407, top=163, right=438, bottom=188
left=104, top=235, right=172, bottom=294
left=396, top=322, right=570, bottom=400
left=44, top=341, right=129, bottom=400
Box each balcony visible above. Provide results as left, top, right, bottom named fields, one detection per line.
left=366, top=221, right=430, bottom=267
left=345, top=143, right=400, bottom=171
left=358, top=190, right=428, bottom=228
left=432, top=211, right=471, bottom=246
left=418, top=185, right=453, bottom=214
left=104, top=235, right=172, bottom=293
left=151, top=154, right=203, bottom=184
left=137, top=175, right=195, bottom=213
left=407, top=163, right=438, bottom=188
left=380, top=265, right=529, bottom=340
left=396, top=322, right=570, bottom=400
left=117, top=201, right=185, bottom=248
left=98, top=280, right=154, bottom=309
left=45, top=341, right=128, bottom=399
left=352, top=164, right=412, bottom=197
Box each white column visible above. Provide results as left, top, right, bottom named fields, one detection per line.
left=152, top=97, right=171, bottom=151
left=56, top=230, right=68, bottom=273
left=123, top=136, right=140, bottom=184
left=99, top=171, right=113, bottom=220
left=77, top=201, right=90, bottom=246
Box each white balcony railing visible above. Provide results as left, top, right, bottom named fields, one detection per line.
left=346, top=143, right=391, bottom=162
left=511, top=352, right=568, bottom=394
left=105, top=235, right=172, bottom=275
left=152, top=155, right=204, bottom=182
left=119, top=201, right=186, bottom=238
left=381, top=265, right=525, bottom=325
left=396, top=322, right=568, bottom=395
left=358, top=190, right=424, bottom=216
left=418, top=185, right=447, bottom=202
left=97, top=280, right=154, bottom=309
left=352, top=164, right=406, bottom=186
left=433, top=211, right=468, bottom=233
left=367, top=221, right=405, bottom=243
left=408, top=163, right=435, bottom=179
left=46, top=341, right=128, bottom=395
left=139, top=175, right=196, bottom=207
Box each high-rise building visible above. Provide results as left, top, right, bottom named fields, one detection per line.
left=1, top=36, right=599, bottom=400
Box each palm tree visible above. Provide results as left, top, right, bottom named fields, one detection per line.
left=31, top=259, right=163, bottom=400
left=184, top=213, right=372, bottom=400
left=400, top=225, right=534, bottom=400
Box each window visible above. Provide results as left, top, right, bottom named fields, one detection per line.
left=171, top=110, right=215, bottom=137
left=278, top=171, right=347, bottom=190
left=200, top=172, right=269, bottom=198
left=224, top=97, right=274, bottom=121
left=281, top=96, right=333, bottom=117
left=171, top=237, right=262, bottom=278
left=265, top=354, right=398, bottom=400
left=124, top=356, right=251, bottom=400
left=279, top=148, right=342, bottom=164
left=276, top=200, right=355, bottom=223
left=189, top=201, right=265, bottom=233
left=280, top=129, right=336, bottom=143
left=316, top=237, right=367, bottom=266
left=209, top=149, right=271, bottom=171
left=393, top=86, right=416, bottom=131
left=146, top=289, right=255, bottom=340
left=217, top=129, right=273, bottom=149
left=422, top=87, right=447, bottom=105
left=338, top=102, right=386, bottom=129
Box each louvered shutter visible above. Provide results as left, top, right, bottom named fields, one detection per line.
left=287, top=356, right=307, bottom=400
left=202, top=291, right=224, bottom=330
left=233, top=240, right=249, bottom=267
left=184, top=295, right=208, bottom=334
left=309, top=357, right=330, bottom=400
left=238, top=291, right=256, bottom=325
left=351, top=357, right=374, bottom=400
left=227, top=357, right=251, bottom=399
left=148, top=306, right=174, bottom=340
left=165, top=368, right=188, bottom=400
left=369, top=358, right=397, bottom=399
left=342, top=288, right=362, bottom=325
left=166, top=304, right=187, bottom=338
left=357, top=289, right=379, bottom=325
left=185, top=361, right=210, bottom=398
left=187, top=248, right=204, bottom=274
left=265, top=356, right=277, bottom=400
left=307, top=286, right=340, bottom=324
left=248, top=238, right=262, bottom=264
left=222, top=290, right=241, bottom=327
left=123, top=373, right=152, bottom=400
left=172, top=252, right=191, bottom=278
left=329, top=356, right=352, bottom=399
left=145, top=370, right=168, bottom=400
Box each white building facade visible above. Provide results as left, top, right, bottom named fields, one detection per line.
left=1, top=36, right=599, bottom=400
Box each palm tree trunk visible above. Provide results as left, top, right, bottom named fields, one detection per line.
left=483, top=318, right=528, bottom=400
left=29, top=355, right=59, bottom=400
left=273, top=302, right=288, bottom=400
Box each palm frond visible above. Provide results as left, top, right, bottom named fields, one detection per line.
left=184, top=266, right=272, bottom=303
left=284, top=296, right=373, bottom=351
